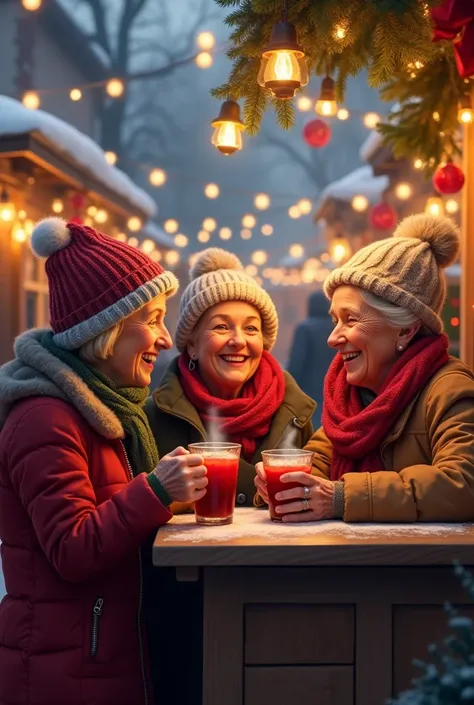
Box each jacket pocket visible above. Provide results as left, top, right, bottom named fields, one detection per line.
left=90, top=597, right=104, bottom=657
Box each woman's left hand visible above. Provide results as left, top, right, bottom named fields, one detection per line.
left=274, top=472, right=335, bottom=522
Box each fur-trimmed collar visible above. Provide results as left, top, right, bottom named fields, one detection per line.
left=0, top=328, right=124, bottom=439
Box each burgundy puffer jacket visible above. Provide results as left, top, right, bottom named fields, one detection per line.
left=0, top=396, right=172, bottom=705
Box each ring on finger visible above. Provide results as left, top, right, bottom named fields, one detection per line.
left=302, top=498, right=310, bottom=512
left=303, top=486, right=310, bottom=499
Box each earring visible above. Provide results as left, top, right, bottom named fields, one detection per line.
left=397, top=344, right=404, bottom=352
left=188, top=356, right=196, bottom=372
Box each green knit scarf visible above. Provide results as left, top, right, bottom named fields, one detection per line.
left=41, top=332, right=159, bottom=476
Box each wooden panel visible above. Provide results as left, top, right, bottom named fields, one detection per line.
left=356, top=603, right=392, bottom=705
left=244, top=666, right=353, bottom=705
left=245, top=603, right=354, bottom=664
left=393, top=605, right=474, bottom=695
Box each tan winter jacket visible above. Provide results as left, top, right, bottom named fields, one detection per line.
left=305, top=357, right=474, bottom=522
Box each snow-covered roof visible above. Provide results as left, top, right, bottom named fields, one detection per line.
left=316, top=166, right=389, bottom=207
left=142, top=221, right=175, bottom=249
left=0, top=96, right=156, bottom=218
left=359, top=131, right=383, bottom=163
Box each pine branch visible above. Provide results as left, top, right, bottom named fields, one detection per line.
left=272, top=98, right=295, bottom=131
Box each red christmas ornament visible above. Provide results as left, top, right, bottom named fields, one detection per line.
left=69, top=216, right=84, bottom=225
left=369, top=202, right=398, bottom=231
left=433, top=161, right=465, bottom=194
left=303, top=119, right=331, bottom=148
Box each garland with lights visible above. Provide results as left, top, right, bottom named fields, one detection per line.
left=210, top=0, right=474, bottom=173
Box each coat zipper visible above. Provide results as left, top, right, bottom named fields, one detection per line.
left=90, top=597, right=104, bottom=657
left=120, top=440, right=148, bottom=705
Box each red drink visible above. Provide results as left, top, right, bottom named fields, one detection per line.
left=189, top=442, right=242, bottom=526
left=266, top=465, right=311, bottom=520
left=195, top=457, right=239, bottom=521
left=261, top=449, right=313, bottom=521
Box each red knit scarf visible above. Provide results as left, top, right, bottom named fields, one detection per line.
left=178, top=350, right=286, bottom=461
left=322, top=334, right=450, bottom=480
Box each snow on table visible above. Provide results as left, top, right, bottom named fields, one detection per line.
left=0, top=96, right=156, bottom=217
left=161, top=507, right=472, bottom=544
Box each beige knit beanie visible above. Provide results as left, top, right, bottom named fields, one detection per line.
left=324, top=213, right=460, bottom=333
left=175, top=248, right=279, bottom=351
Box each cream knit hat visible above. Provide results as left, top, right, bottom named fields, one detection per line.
left=175, top=248, right=278, bottom=351
left=324, top=213, right=460, bottom=333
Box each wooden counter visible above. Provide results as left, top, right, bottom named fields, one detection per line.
left=153, top=508, right=474, bottom=705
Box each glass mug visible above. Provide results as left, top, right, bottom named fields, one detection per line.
left=188, top=442, right=241, bottom=526
left=261, top=448, right=314, bottom=521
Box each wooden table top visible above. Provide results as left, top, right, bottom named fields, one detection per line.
left=152, top=507, right=474, bottom=567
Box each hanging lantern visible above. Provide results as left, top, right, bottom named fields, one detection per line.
left=425, top=194, right=445, bottom=217
left=315, top=77, right=337, bottom=117
left=369, top=202, right=398, bottom=231
left=257, top=16, right=308, bottom=99
left=433, top=160, right=465, bottom=194
left=303, top=119, right=331, bottom=148
left=458, top=93, right=474, bottom=124
left=329, top=234, right=351, bottom=264
left=0, top=187, right=16, bottom=223
left=211, top=100, right=245, bottom=155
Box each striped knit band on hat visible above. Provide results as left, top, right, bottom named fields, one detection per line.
left=30, top=217, right=179, bottom=350
left=175, top=247, right=278, bottom=351
left=323, top=213, right=460, bottom=333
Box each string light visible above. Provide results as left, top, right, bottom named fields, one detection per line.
left=128, top=236, right=139, bottom=248
left=297, top=96, right=312, bottom=112
left=425, top=194, right=444, bottom=216
left=394, top=182, right=413, bottom=200
left=257, top=18, right=309, bottom=99
left=22, top=91, right=40, bottom=110
left=165, top=250, right=180, bottom=266
left=22, top=0, right=42, bottom=9
left=69, top=88, right=82, bottom=102
left=245, top=264, right=258, bottom=277
left=254, top=193, right=271, bottom=210
left=202, top=217, right=217, bottom=232
left=251, top=250, right=268, bottom=266
left=106, top=78, right=125, bottom=98
left=363, top=112, right=380, bottom=129
left=195, top=52, right=213, bottom=68
left=0, top=188, right=16, bottom=223
left=116, top=233, right=127, bottom=241
left=174, top=234, right=189, bottom=248
left=289, top=243, right=304, bottom=258
left=87, top=205, right=97, bottom=216
left=219, top=227, right=232, bottom=240
left=261, top=224, right=273, bottom=236
left=333, top=23, right=347, bottom=40
left=433, top=111, right=440, bottom=121
left=351, top=194, right=369, bottom=212
left=204, top=183, right=219, bottom=199
left=164, top=218, right=179, bottom=233
left=458, top=94, right=474, bottom=124
left=105, top=151, right=117, bottom=165
left=288, top=205, right=301, bottom=219
left=337, top=108, right=350, bottom=120
left=51, top=198, right=64, bottom=214
left=329, top=235, right=351, bottom=263
left=242, top=214, right=256, bottom=228
left=297, top=198, right=312, bottom=214
left=94, top=209, right=108, bottom=224
left=127, top=216, right=142, bottom=232
left=12, top=224, right=27, bottom=243
left=18, top=209, right=27, bottom=220
left=315, top=76, right=337, bottom=117
left=240, top=228, right=252, bottom=239
left=197, top=31, right=215, bottom=50
left=150, top=250, right=162, bottom=262
left=149, top=168, right=167, bottom=186
left=197, top=230, right=210, bottom=243
left=445, top=198, right=459, bottom=214
left=413, top=158, right=424, bottom=170
left=141, top=239, right=155, bottom=254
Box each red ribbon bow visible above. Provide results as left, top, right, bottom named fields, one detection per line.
left=431, top=0, right=474, bottom=78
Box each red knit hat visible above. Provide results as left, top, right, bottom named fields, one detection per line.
left=30, top=217, right=179, bottom=349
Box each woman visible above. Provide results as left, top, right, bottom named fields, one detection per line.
left=146, top=247, right=315, bottom=705
left=0, top=218, right=208, bottom=705
left=256, top=213, right=474, bottom=523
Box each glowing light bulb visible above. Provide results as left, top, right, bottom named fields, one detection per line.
left=316, top=100, right=337, bottom=117
left=254, top=193, right=270, bottom=210
left=413, top=158, right=424, bottom=170
left=351, top=195, right=369, bottom=212
left=70, top=88, right=82, bottom=101
left=425, top=195, right=444, bottom=217
left=128, top=237, right=139, bottom=248
left=363, top=112, right=380, bottom=129
left=288, top=205, right=301, bottom=219
left=297, top=198, right=312, bottom=215
left=289, top=244, right=304, bottom=258
left=395, top=182, right=413, bottom=200
left=245, top=264, right=258, bottom=277
left=164, top=219, right=179, bottom=234
left=251, top=250, right=268, bottom=266
left=261, top=224, right=273, bottom=236
left=127, top=216, right=142, bottom=232
left=149, top=169, right=167, bottom=187
left=202, top=217, right=217, bottom=232
left=212, top=122, right=242, bottom=155
left=141, top=239, right=155, bottom=254
left=12, top=225, right=27, bottom=243
left=240, top=228, right=252, bottom=240
left=204, top=183, right=219, bottom=199
left=51, top=198, right=64, bottom=214
left=297, top=96, right=312, bottom=112
left=337, top=108, right=349, bottom=120
left=197, top=31, right=215, bottom=50
left=195, top=52, right=213, bottom=69
left=22, top=91, right=40, bottom=109
left=219, top=227, right=232, bottom=240
left=165, top=250, right=180, bottom=266
left=197, top=230, right=210, bottom=243
left=242, top=214, right=256, bottom=228
left=445, top=199, right=459, bottom=214
left=174, top=234, right=189, bottom=248
left=22, top=0, right=42, bottom=9
left=94, top=209, right=108, bottom=224
left=105, top=151, right=117, bottom=165
left=106, top=79, right=124, bottom=98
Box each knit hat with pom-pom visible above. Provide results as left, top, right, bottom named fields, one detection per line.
left=323, top=213, right=460, bottom=333
left=175, top=247, right=278, bottom=351
left=30, top=217, right=179, bottom=349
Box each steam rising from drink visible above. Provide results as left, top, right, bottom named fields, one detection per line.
left=206, top=406, right=227, bottom=444
left=276, top=426, right=297, bottom=450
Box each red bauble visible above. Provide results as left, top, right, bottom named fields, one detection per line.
left=433, top=161, right=465, bottom=194
left=69, top=216, right=84, bottom=225
left=369, top=202, right=398, bottom=231
left=70, top=192, right=85, bottom=211
left=303, top=119, right=331, bottom=148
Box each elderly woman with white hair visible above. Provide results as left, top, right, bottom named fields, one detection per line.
left=256, top=213, right=474, bottom=523
left=0, top=218, right=208, bottom=705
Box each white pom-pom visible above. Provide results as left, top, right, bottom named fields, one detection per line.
left=30, top=217, right=72, bottom=258
left=189, top=247, right=243, bottom=280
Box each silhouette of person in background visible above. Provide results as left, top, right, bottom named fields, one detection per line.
left=287, top=290, right=335, bottom=427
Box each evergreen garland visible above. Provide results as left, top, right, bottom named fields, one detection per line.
left=212, top=0, right=473, bottom=172
left=391, top=564, right=474, bottom=705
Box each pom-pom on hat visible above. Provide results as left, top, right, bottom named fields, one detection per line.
left=30, top=217, right=179, bottom=350
left=323, top=213, right=460, bottom=333
left=175, top=247, right=278, bottom=351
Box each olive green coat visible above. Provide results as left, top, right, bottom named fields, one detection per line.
left=145, top=357, right=316, bottom=509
